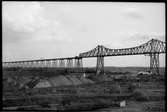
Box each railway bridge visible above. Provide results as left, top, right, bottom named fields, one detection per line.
left=3, top=38, right=166, bottom=75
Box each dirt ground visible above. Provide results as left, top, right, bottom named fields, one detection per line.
left=91, top=101, right=165, bottom=112
left=3, top=67, right=165, bottom=111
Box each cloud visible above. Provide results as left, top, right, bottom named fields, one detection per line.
left=126, top=33, right=165, bottom=42
left=2, top=2, right=49, bottom=33
left=122, top=8, right=143, bottom=19
left=2, top=2, right=73, bottom=44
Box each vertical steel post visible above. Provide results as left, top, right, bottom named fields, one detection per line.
left=66, top=59, right=73, bottom=72
left=59, top=59, right=65, bottom=68
left=76, top=58, right=83, bottom=73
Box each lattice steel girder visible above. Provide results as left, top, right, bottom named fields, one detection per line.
left=96, top=56, right=104, bottom=75
left=150, top=53, right=160, bottom=75
left=79, top=39, right=165, bottom=58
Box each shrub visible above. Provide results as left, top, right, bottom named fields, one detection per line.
left=108, top=84, right=121, bottom=94
left=128, top=83, right=137, bottom=93
left=114, top=84, right=121, bottom=93
left=16, top=107, right=26, bottom=110
left=39, top=101, right=50, bottom=108
left=132, top=89, right=149, bottom=101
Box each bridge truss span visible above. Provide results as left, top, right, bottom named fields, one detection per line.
left=79, top=38, right=165, bottom=75
left=3, top=56, right=83, bottom=73
left=3, top=38, right=166, bottom=75
left=79, top=39, right=165, bottom=58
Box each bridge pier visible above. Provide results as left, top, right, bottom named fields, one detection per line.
left=74, top=58, right=83, bottom=73
left=150, top=53, right=159, bottom=75
left=44, top=60, right=47, bottom=68
left=96, top=56, right=104, bottom=75
left=37, top=61, right=41, bottom=68
left=52, top=60, right=57, bottom=68
left=66, top=59, right=73, bottom=72
left=46, top=60, right=50, bottom=68
left=59, top=59, right=65, bottom=68
left=31, top=61, right=35, bottom=68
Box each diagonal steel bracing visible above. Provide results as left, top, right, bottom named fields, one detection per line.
left=2, top=38, right=166, bottom=75
left=79, top=39, right=165, bottom=75
left=150, top=53, right=159, bottom=75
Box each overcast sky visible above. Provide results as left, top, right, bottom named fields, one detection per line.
left=2, top=2, right=165, bottom=67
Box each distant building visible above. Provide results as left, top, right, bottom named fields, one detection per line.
left=137, top=71, right=151, bottom=76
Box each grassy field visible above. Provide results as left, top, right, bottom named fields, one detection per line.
left=3, top=67, right=165, bottom=111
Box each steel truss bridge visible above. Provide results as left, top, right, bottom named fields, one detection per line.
left=3, top=38, right=166, bottom=75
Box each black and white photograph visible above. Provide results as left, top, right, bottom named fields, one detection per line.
left=2, top=1, right=166, bottom=111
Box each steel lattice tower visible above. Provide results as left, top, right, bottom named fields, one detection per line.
left=149, top=39, right=161, bottom=75
left=150, top=53, right=159, bottom=75
left=96, top=56, right=104, bottom=75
